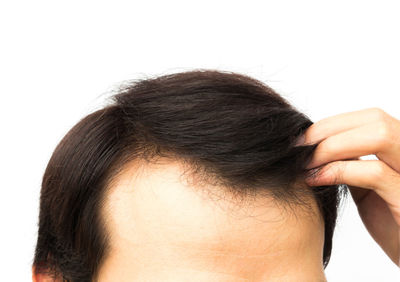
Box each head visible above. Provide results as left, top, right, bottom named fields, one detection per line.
left=33, top=69, right=347, bottom=281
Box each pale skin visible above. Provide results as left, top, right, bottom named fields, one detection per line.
left=96, top=159, right=327, bottom=281
left=300, top=107, right=400, bottom=267
left=33, top=107, right=400, bottom=281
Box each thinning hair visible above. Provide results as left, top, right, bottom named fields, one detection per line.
left=33, top=69, right=347, bottom=281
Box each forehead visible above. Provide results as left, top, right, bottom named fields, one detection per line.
left=102, top=158, right=323, bottom=250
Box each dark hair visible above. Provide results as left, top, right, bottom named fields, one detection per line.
left=33, top=69, right=347, bottom=281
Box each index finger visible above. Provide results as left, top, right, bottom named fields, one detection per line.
left=299, top=107, right=391, bottom=146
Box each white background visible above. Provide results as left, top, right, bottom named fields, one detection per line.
left=1, top=1, right=399, bottom=281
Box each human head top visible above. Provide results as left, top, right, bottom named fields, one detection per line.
left=33, top=69, right=346, bottom=281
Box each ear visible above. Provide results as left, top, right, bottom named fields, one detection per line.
left=32, top=266, right=63, bottom=282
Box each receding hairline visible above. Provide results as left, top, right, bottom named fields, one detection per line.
left=98, top=154, right=325, bottom=275
left=102, top=154, right=323, bottom=227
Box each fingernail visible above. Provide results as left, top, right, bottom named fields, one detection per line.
left=306, top=162, right=316, bottom=169
left=294, top=134, right=306, bottom=147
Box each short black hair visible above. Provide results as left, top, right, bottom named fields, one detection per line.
left=33, top=69, right=347, bottom=281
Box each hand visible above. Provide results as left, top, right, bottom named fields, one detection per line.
left=299, top=107, right=400, bottom=267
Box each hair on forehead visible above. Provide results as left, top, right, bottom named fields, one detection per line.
left=33, top=69, right=348, bottom=281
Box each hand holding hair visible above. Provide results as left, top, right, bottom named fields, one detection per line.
left=32, top=70, right=387, bottom=280
left=298, top=107, right=400, bottom=267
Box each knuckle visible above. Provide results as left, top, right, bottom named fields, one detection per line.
left=375, top=121, right=392, bottom=147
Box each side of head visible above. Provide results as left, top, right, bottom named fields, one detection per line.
left=33, top=69, right=347, bottom=281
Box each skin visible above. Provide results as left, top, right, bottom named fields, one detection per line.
left=33, top=106, right=400, bottom=281
left=300, top=107, right=400, bottom=267
left=97, top=159, right=327, bottom=281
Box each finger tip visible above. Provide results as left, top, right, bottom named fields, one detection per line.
left=294, top=134, right=306, bottom=147
left=304, top=177, right=319, bottom=187
left=306, top=163, right=316, bottom=170
left=305, top=167, right=322, bottom=179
